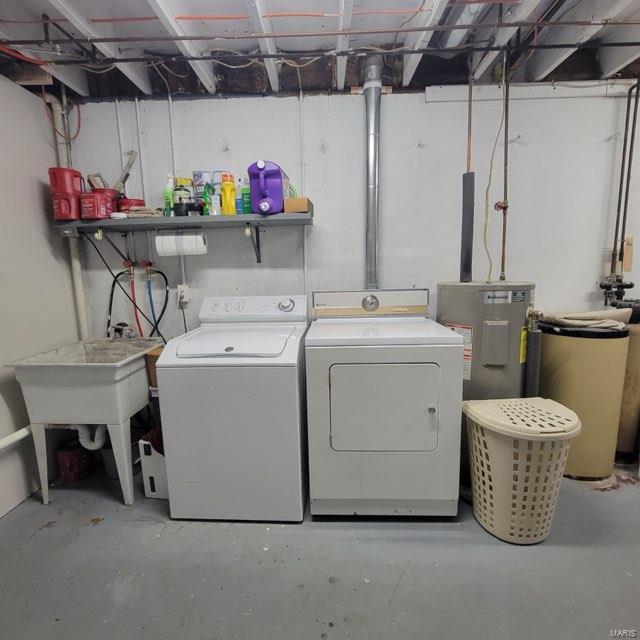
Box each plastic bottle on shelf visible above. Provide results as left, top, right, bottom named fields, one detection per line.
left=220, top=174, right=236, bottom=215
left=163, top=174, right=174, bottom=216
left=201, top=182, right=214, bottom=216
left=235, top=176, right=244, bottom=214
left=241, top=178, right=251, bottom=214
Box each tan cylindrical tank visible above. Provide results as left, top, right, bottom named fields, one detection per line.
left=539, top=324, right=629, bottom=479
left=618, top=324, right=640, bottom=454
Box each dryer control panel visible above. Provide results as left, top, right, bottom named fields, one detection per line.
left=199, top=295, right=307, bottom=323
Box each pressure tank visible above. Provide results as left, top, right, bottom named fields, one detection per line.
left=437, top=282, right=535, bottom=400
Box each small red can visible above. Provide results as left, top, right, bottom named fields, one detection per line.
left=117, top=197, right=145, bottom=212
left=49, top=167, right=84, bottom=195
left=80, top=192, right=115, bottom=219
left=52, top=193, right=80, bottom=221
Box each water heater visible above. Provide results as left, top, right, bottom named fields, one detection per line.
left=437, top=281, right=535, bottom=400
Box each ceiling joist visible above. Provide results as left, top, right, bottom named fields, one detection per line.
left=43, top=0, right=152, bottom=94
left=0, top=27, right=89, bottom=96
left=471, top=0, right=554, bottom=80
left=600, top=8, right=640, bottom=78
left=336, top=0, right=353, bottom=91
left=402, top=0, right=450, bottom=87
left=245, top=0, right=280, bottom=92
left=145, top=0, right=217, bottom=94
left=529, top=0, right=635, bottom=81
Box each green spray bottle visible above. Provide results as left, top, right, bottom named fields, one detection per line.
left=163, top=174, right=174, bottom=216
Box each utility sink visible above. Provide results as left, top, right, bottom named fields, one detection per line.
left=11, top=338, right=161, bottom=425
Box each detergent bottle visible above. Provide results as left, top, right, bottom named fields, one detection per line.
left=220, top=173, right=236, bottom=215
left=163, top=174, right=174, bottom=216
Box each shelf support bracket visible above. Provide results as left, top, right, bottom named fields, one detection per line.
left=245, top=224, right=262, bottom=263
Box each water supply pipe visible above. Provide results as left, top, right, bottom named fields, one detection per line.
left=364, top=55, right=382, bottom=290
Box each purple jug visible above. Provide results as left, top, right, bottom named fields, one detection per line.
left=247, top=160, right=289, bottom=215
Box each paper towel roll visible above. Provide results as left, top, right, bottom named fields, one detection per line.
left=155, top=230, right=207, bottom=257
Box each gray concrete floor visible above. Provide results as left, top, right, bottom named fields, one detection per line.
left=0, top=470, right=638, bottom=640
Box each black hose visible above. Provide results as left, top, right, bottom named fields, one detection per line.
left=107, top=270, right=127, bottom=337
left=149, top=269, right=170, bottom=338
left=80, top=231, right=166, bottom=344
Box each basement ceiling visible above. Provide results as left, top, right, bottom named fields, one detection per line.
left=1, top=0, right=640, bottom=99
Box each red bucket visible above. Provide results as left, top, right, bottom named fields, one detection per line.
left=57, top=440, right=91, bottom=483
left=80, top=192, right=115, bottom=219
left=52, top=193, right=80, bottom=221
left=49, top=167, right=83, bottom=195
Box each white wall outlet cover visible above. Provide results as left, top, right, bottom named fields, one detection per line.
left=177, top=284, right=189, bottom=303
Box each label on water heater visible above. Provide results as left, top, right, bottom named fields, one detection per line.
left=446, top=323, right=473, bottom=381
left=484, top=290, right=512, bottom=304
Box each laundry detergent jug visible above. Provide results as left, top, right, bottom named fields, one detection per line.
left=248, top=160, right=289, bottom=215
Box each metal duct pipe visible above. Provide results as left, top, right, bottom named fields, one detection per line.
left=364, top=55, right=382, bottom=290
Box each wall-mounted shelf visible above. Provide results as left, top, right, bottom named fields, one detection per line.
left=55, top=212, right=314, bottom=263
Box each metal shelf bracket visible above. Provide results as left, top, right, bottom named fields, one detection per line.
left=245, top=224, right=262, bottom=263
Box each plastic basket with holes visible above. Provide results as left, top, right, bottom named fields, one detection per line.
left=462, top=397, right=581, bottom=545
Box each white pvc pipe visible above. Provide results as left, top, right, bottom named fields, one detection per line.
left=43, top=92, right=91, bottom=342
left=74, top=424, right=108, bottom=451
left=68, top=237, right=90, bottom=341
left=0, top=426, right=32, bottom=453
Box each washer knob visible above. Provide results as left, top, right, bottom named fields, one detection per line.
left=278, top=298, right=295, bottom=312
left=362, top=294, right=379, bottom=312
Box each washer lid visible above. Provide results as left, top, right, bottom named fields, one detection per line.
left=176, top=326, right=295, bottom=358
left=305, top=317, right=462, bottom=346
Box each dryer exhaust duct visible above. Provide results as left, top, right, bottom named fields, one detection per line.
left=364, top=56, right=382, bottom=290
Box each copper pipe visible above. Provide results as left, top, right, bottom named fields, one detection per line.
left=5, top=19, right=640, bottom=46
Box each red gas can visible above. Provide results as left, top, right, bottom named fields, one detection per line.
left=80, top=192, right=115, bottom=219
left=49, top=167, right=83, bottom=194
left=52, top=193, right=80, bottom=221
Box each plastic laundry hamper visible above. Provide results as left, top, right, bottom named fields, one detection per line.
left=463, top=398, right=581, bottom=544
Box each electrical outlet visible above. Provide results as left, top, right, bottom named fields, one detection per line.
left=177, top=284, right=189, bottom=303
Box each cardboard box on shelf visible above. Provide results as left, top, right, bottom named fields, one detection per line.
left=284, top=197, right=313, bottom=213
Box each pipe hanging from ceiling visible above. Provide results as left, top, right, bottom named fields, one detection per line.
left=364, top=55, right=382, bottom=290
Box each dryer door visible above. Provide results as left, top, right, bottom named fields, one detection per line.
left=329, top=363, right=439, bottom=451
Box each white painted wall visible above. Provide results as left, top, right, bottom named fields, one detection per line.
left=0, top=77, right=79, bottom=518
left=71, top=83, right=640, bottom=338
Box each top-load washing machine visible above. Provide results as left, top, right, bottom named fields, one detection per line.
left=305, top=290, right=463, bottom=516
left=157, top=295, right=307, bottom=522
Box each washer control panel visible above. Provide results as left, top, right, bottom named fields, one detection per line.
left=199, top=295, right=307, bottom=323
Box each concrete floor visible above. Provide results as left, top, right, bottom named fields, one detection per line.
left=0, top=471, right=638, bottom=640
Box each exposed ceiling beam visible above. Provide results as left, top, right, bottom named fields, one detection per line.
left=529, top=0, right=634, bottom=81
left=471, top=0, right=553, bottom=80
left=336, top=0, right=353, bottom=91
left=402, top=0, right=450, bottom=86
left=0, top=27, right=89, bottom=95
left=440, top=1, right=487, bottom=50
left=245, top=0, right=280, bottom=92
left=146, top=0, right=216, bottom=94
left=44, top=0, right=153, bottom=94
left=600, top=9, right=640, bottom=77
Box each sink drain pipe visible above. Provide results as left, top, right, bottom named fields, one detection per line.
left=364, top=55, right=382, bottom=290
left=73, top=425, right=108, bottom=450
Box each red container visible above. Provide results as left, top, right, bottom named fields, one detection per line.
left=52, top=193, right=80, bottom=221
left=49, top=167, right=83, bottom=195
left=117, top=197, right=145, bottom=212
left=57, top=440, right=91, bottom=483
left=80, top=192, right=115, bottom=219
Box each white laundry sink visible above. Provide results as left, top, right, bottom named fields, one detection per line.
left=11, top=338, right=160, bottom=425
